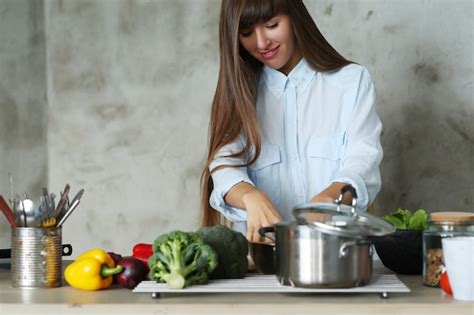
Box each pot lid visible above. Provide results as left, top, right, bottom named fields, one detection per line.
left=293, top=202, right=396, bottom=238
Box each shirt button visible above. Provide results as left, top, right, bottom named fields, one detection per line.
left=291, top=154, right=297, bottom=161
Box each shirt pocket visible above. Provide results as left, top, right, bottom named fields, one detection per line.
left=307, top=135, right=344, bottom=190
left=248, top=144, right=282, bottom=205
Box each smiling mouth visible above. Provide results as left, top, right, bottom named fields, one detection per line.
left=260, top=46, right=280, bottom=60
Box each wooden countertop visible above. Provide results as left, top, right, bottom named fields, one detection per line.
left=0, top=261, right=472, bottom=315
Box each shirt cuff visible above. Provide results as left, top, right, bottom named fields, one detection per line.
left=209, top=167, right=254, bottom=222
left=209, top=187, right=249, bottom=222
left=334, top=170, right=369, bottom=211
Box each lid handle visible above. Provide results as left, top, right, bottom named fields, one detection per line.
left=335, top=185, right=357, bottom=214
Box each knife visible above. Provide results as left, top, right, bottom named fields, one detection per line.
left=56, top=199, right=80, bottom=228
left=53, top=184, right=70, bottom=219
left=56, top=189, right=84, bottom=225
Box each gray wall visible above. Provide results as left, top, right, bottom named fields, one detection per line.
left=0, top=0, right=472, bottom=256
left=0, top=1, right=48, bottom=243
left=305, top=0, right=474, bottom=213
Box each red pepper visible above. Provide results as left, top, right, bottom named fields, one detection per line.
left=132, top=243, right=153, bottom=269
left=440, top=271, right=452, bottom=295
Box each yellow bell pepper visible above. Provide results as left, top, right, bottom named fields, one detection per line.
left=64, top=248, right=123, bottom=291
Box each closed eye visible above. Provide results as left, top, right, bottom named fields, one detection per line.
left=267, top=22, right=279, bottom=29
left=240, top=29, right=253, bottom=37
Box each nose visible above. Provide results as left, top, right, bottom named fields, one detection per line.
left=255, top=28, right=270, bottom=50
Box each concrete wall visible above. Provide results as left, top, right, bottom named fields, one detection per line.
left=305, top=0, right=474, bottom=214
left=44, top=0, right=218, bottom=255
left=0, top=0, right=47, bottom=244
left=0, top=0, right=472, bottom=255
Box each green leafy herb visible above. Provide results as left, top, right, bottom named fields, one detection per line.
left=383, top=208, right=429, bottom=230
left=408, top=209, right=429, bottom=230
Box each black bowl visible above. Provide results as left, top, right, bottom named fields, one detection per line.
left=371, top=229, right=423, bottom=275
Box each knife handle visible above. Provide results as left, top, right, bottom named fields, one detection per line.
left=54, top=184, right=70, bottom=218
left=0, top=195, right=17, bottom=228
left=57, top=200, right=80, bottom=227
left=57, top=189, right=84, bottom=223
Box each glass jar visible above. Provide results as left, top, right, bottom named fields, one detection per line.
left=422, top=212, right=474, bottom=287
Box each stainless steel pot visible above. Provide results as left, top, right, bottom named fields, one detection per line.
left=260, top=223, right=373, bottom=287
left=260, top=185, right=395, bottom=288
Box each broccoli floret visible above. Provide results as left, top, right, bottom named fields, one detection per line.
left=148, top=231, right=218, bottom=289
left=197, top=225, right=248, bottom=279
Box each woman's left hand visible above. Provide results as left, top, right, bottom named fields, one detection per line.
left=310, top=182, right=351, bottom=204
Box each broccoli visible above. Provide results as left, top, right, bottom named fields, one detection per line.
left=148, top=230, right=218, bottom=289
left=197, top=225, right=248, bottom=279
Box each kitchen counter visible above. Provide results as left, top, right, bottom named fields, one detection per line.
left=0, top=261, right=472, bottom=315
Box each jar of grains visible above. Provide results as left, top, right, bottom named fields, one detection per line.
left=422, top=212, right=474, bottom=286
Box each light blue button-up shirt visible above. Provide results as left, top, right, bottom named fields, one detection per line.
left=209, top=59, right=383, bottom=234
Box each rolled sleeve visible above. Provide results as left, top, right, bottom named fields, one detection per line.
left=335, top=68, right=383, bottom=210
left=209, top=166, right=253, bottom=222
left=208, top=138, right=253, bottom=222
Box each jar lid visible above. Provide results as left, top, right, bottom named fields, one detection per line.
left=293, top=203, right=396, bottom=238
left=430, top=212, right=474, bottom=223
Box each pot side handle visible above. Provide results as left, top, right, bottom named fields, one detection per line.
left=339, top=240, right=373, bottom=258
left=259, top=226, right=276, bottom=243
left=339, top=241, right=357, bottom=258
left=62, top=244, right=73, bottom=256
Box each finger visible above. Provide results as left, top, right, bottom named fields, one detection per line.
left=263, top=210, right=281, bottom=224
left=272, top=208, right=283, bottom=219
left=270, top=214, right=281, bottom=224
left=267, top=206, right=282, bottom=221
left=253, top=228, right=262, bottom=243
left=246, top=226, right=254, bottom=242
left=255, top=222, right=268, bottom=244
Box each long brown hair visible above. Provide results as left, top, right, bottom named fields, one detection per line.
left=201, top=0, right=353, bottom=226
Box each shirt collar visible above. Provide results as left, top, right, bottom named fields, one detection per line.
left=261, top=58, right=316, bottom=98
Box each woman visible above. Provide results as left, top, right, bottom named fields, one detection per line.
left=201, top=0, right=383, bottom=243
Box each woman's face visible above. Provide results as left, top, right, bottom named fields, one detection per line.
left=239, top=14, right=302, bottom=75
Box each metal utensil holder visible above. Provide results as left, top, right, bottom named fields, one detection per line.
left=11, top=227, right=62, bottom=288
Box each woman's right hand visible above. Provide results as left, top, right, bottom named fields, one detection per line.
left=241, top=188, right=281, bottom=243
